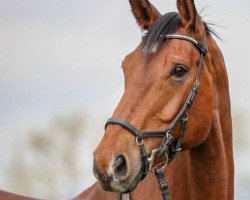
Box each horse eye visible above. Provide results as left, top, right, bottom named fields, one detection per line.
left=171, top=65, right=188, bottom=77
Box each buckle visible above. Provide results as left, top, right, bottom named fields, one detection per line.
left=148, top=149, right=169, bottom=171
left=159, top=133, right=174, bottom=157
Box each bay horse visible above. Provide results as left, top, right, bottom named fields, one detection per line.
left=86, top=0, right=234, bottom=199
left=0, top=0, right=234, bottom=200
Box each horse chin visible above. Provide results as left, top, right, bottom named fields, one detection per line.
left=99, top=167, right=142, bottom=193
left=98, top=181, right=125, bottom=193
left=112, top=169, right=142, bottom=193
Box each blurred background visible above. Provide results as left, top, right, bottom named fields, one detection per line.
left=0, top=0, right=249, bottom=199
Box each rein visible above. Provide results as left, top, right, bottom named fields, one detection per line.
left=105, top=32, right=207, bottom=200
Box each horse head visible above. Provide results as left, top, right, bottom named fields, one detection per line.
left=92, top=0, right=232, bottom=197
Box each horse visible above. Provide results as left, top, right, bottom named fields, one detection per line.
left=0, top=0, right=234, bottom=199
left=86, top=0, right=234, bottom=199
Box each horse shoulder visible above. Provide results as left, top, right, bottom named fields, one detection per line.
left=0, top=190, right=38, bottom=200
left=73, top=182, right=117, bottom=200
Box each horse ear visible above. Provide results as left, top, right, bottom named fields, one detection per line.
left=177, top=0, right=203, bottom=33
left=129, top=0, right=161, bottom=30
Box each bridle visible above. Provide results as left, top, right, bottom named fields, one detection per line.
left=105, top=32, right=207, bottom=200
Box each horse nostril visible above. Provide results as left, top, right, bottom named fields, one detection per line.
left=113, top=155, right=128, bottom=179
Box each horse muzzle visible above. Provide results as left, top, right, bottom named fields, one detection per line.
left=93, top=154, right=142, bottom=193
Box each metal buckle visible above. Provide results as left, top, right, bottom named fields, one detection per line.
left=136, top=137, right=144, bottom=146
left=159, top=133, right=174, bottom=157
left=181, top=112, right=188, bottom=122
left=148, top=149, right=169, bottom=171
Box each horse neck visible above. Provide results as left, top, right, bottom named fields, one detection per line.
left=206, top=35, right=233, bottom=169
left=164, top=36, right=234, bottom=200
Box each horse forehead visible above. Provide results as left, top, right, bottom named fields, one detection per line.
left=122, top=46, right=144, bottom=67
left=122, top=38, right=199, bottom=74
left=161, top=39, right=198, bottom=58
left=121, top=54, right=145, bottom=80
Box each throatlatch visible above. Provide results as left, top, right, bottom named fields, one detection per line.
left=105, top=32, right=207, bottom=200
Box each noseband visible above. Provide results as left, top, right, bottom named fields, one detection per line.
left=105, top=33, right=207, bottom=200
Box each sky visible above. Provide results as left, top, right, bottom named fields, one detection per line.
left=1, top=0, right=250, bottom=198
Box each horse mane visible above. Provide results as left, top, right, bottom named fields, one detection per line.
left=143, top=12, right=219, bottom=56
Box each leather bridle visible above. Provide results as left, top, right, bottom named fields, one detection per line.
left=105, top=32, right=207, bottom=200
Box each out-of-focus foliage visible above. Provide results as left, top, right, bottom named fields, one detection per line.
left=6, top=112, right=86, bottom=199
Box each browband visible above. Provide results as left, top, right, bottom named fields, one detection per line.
left=165, top=34, right=207, bottom=55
